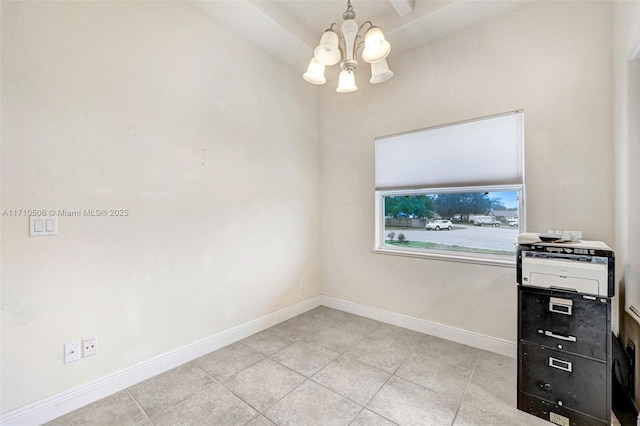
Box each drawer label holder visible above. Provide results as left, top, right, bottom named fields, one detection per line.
left=549, top=297, right=573, bottom=315
left=549, top=412, right=570, bottom=426
left=548, top=356, right=573, bottom=372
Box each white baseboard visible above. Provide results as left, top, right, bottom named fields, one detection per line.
left=0, top=296, right=323, bottom=426
left=320, top=296, right=517, bottom=359
left=2, top=294, right=516, bottom=425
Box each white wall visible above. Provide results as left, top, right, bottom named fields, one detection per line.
left=0, top=1, right=320, bottom=413
left=615, top=0, right=640, bottom=317
left=613, top=0, right=640, bottom=401
left=319, top=1, right=614, bottom=342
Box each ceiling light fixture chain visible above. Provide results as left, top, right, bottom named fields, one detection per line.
left=303, top=0, right=394, bottom=93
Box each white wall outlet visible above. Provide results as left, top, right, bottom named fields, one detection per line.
left=299, top=278, right=306, bottom=289
left=64, top=341, right=81, bottom=363
left=83, top=337, right=97, bottom=357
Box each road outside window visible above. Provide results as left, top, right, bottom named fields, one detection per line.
left=380, top=188, right=521, bottom=259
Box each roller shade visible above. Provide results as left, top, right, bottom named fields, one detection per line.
left=375, top=111, right=524, bottom=190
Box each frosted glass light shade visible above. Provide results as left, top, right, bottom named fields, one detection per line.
left=336, top=70, right=357, bottom=93
left=303, top=58, right=326, bottom=85
left=370, top=58, right=394, bottom=84
left=362, top=27, right=391, bottom=63
left=313, top=31, right=340, bottom=66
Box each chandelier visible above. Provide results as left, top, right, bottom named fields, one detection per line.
left=302, top=0, right=394, bottom=93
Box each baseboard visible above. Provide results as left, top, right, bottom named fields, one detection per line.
left=2, top=294, right=516, bottom=425
left=320, top=295, right=517, bottom=358
left=0, top=296, right=323, bottom=426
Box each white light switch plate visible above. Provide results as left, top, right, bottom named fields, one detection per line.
left=30, top=216, right=58, bottom=236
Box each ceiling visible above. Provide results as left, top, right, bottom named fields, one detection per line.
left=186, top=0, right=532, bottom=70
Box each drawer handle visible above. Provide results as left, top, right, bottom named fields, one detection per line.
left=549, top=297, right=573, bottom=315
left=544, top=331, right=577, bottom=342
left=549, top=357, right=573, bottom=372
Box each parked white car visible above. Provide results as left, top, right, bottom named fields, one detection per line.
left=426, top=220, right=453, bottom=230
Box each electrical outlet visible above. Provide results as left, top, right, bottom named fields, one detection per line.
left=64, top=341, right=81, bottom=363
left=83, top=337, right=97, bottom=357
left=299, top=278, right=306, bottom=289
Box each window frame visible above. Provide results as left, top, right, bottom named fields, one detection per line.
left=374, top=184, right=525, bottom=267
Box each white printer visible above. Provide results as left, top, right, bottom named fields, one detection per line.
left=518, top=240, right=614, bottom=297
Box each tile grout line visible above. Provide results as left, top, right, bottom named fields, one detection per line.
left=125, top=387, right=151, bottom=423
left=259, top=377, right=310, bottom=424
left=192, top=360, right=266, bottom=424
left=450, top=355, right=479, bottom=425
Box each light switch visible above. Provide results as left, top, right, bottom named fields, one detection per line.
left=30, top=216, right=58, bottom=236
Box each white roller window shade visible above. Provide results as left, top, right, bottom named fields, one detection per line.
left=375, top=111, right=524, bottom=190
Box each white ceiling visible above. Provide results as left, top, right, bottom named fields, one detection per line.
left=186, top=0, right=532, bottom=70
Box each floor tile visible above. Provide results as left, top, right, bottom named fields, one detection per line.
left=415, top=335, right=480, bottom=370
left=395, top=353, right=472, bottom=400
left=241, top=327, right=295, bottom=356
left=350, top=409, right=398, bottom=426
left=224, top=358, right=305, bottom=412
left=151, top=408, right=209, bottom=426
left=456, top=403, right=551, bottom=426
left=336, top=315, right=381, bottom=336
left=44, top=390, right=148, bottom=426
left=304, top=324, right=365, bottom=353
left=127, top=363, right=214, bottom=419
left=273, top=315, right=329, bottom=341
left=152, top=381, right=258, bottom=426
left=299, top=306, right=338, bottom=324
left=247, top=415, right=276, bottom=425
left=453, top=403, right=508, bottom=426
left=311, top=355, right=390, bottom=406
left=194, top=342, right=264, bottom=383
left=311, top=308, right=381, bottom=336
left=367, top=376, right=458, bottom=426
left=369, top=323, right=426, bottom=348
left=271, top=340, right=340, bottom=377
left=461, top=369, right=521, bottom=424
left=473, top=350, right=516, bottom=384
left=263, top=380, right=362, bottom=426
left=345, top=334, right=417, bottom=373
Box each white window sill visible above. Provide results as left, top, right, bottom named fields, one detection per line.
left=373, top=246, right=516, bottom=268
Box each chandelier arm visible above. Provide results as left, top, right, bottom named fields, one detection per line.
left=358, top=21, right=375, bottom=33
left=329, top=23, right=347, bottom=66
left=329, top=23, right=342, bottom=33
left=354, top=21, right=375, bottom=57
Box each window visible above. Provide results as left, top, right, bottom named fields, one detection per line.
left=374, top=112, right=524, bottom=266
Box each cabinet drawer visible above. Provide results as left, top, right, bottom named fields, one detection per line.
left=520, top=287, right=608, bottom=360
left=520, top=342, right=607, bottom=420
left=518, top=391, right=608, bottom=426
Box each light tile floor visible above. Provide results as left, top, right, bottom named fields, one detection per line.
left=45, top=307, right=576, bottom=425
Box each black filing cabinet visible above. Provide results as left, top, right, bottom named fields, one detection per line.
left=517, top=243, right=614, bottom=426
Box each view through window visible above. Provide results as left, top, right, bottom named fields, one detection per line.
left=381, top=188, right=521, bottom=258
